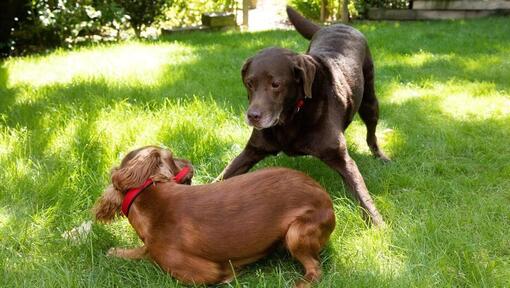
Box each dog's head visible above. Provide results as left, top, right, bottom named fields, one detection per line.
left=241, top=47, right=317, bottom=129
left=93, top=146, right=194, bottom=222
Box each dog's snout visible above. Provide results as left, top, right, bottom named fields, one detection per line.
left=247, top=109, right=262, bottom=122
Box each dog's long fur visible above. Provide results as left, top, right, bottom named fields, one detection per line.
left=94, top=146, right=335, bottom=287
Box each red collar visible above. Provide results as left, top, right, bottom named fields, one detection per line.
left=295, top=99, right=305, bottom=112
left=173, top=166, right=191, bottom=184
left=121, top=166, right=191, bottom=216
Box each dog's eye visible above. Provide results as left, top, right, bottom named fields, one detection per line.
left=245, top=80, right=253, bottom=89
left=271, top=81, right=280, bottom=89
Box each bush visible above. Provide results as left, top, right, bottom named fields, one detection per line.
left=363, top=0, right=409, bottom=9
left=290, top=0, right=410, bottom=20
left=114, top=0, right=168, bottom=38
left=290, top=0, right=361, bottom=21
left=290, top=0, right=322, bottom=21
left=10, top=0, right=129, bottom=54
left=163, top=0, right=237, bottom=28
left=5, top=0, right=237, bottom=55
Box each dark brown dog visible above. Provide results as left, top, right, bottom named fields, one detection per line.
left=216, top=7, right=389, bottom=227
left=94, top=146, right=335, bottom=287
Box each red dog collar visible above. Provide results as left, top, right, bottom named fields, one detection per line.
left=295, top=99, right=305, bottom=112
left=172, top=166, right=191, bottom=183
left=121, top=166, right=190, bottom=216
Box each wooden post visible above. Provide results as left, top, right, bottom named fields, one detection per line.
left=341, top=0, right=349, bottom=23
left=243, top=0, right=249, bottom=27
left=320, top=0, right=329, bottom=22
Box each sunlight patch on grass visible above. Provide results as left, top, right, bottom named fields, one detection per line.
left=340, top=228, right=407, bottom=280
left=0, top=126, right=31, bottom=160
left=0, top=206, right=11, bottom=229
left=378, top=51, right=453, bottom=69
left=345, top=118, right=396, bottom=159
left=92, top=97, right=247, bottom=182
left=387, top=83, right=427, bottom=103
left=6, top=42, right=197, bottom=89
left=46, top=121, right=79, bottom=156
left=461, top=55, right=507, bottom=75
left=402, top=51, right=436, bottom=67
left=440, top=92, right=510, bottom=120
left=345, top=121, right=371, bottom=155
left=388, top=80, right=509, bottom=120
left=94, top=101, right=168, bottom=156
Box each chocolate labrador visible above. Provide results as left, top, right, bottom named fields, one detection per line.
left=217, top=7, right=390, bottom=227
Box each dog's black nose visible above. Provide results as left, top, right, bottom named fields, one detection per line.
left=248, top=110, right=262, bottom=122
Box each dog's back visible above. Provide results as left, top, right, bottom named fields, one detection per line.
left=286, top=6, right=368, bottom=62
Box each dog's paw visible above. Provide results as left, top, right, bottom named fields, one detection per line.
left=107, top=247, right=118, bottom=257
left=379, top=155, right=391, bottom=163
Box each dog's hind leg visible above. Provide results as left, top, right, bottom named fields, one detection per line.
left=359, top=50, right=390, bottom=162
left=285, top=211, right=334, bottom=288
left=153, top=249, right=234, bottom=285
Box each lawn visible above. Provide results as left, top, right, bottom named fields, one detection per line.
left=1, top=17, right=509, bottom=287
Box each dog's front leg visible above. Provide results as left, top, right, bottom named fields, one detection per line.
left=107, top=246, right=147, bottom=260
left=317, top=136, right=385, bottom=227
left=215, top=145, right=270, bottom=181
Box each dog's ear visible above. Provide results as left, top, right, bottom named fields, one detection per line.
left=293, top=54, right=317, bottom=99
left=93, top=184, right=123, bottom=222
left=241, top=57, right=253, bottom=81
left=112, top=149, right=162, bottom=190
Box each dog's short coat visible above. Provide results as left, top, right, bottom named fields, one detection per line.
left=94, top=146, right=335, bottom=287
left=217, top=7, right=389, bottom=227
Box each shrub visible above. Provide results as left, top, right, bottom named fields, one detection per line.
left=5, top=0, right=237, bottom=55
left=290, top=0, right=409, bottom=20
left=162, top=0, right=237, bottom=28
left=290, top=0, right=361, bottom=21
left=290, top=0, right=322, bottom=21
left=113, top=0, right=168, bottom=38
left=9, top=0, right=128, bottom=54
left=363, top=0, right=409, bottom=9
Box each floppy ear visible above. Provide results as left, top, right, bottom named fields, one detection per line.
left=93, top=184, right=123, bottom=223
left=112, top=149, right=162, bottom=190
left=293, top=54, right=317, bottom=99
left=241, top=57, right=253, bottom=81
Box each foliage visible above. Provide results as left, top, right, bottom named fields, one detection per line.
left=290, top=0, right=322, bottom=21
left=163, top=0, right=237, bottom=28
left=113, top=0, right=169, bottom=38
left=290, top=0, right=361, bottom=21
left=363, top=0, right=409, bottom=9
left=10, top=0, right=129, bottom=54
left=6, top=0, right=238, bottom=55
left=1, top=17, right=510, bottom=287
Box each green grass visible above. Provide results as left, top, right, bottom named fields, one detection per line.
left=1, top=18, right=509, bottom=287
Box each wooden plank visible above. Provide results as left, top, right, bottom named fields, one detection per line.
left=367, top=8, right=510, bottom=20
left=413, top=0, right=510, bottom=10
left=161, top=26, right=211, bottom=35
left=201, top=13, right=236, bottom=27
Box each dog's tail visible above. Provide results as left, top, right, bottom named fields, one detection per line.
left=286, top=6, right=321, bottom=40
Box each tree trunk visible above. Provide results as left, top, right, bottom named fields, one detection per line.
left=320, top=0, right=329, bottom=22
left=243, top=0, right=249, bottom=27
left=133, top=25, right=141, bottom=38
left=341, top=0, right=349, bottom=23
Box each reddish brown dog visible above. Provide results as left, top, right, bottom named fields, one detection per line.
left=94, top=146, right=335, bottom=287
